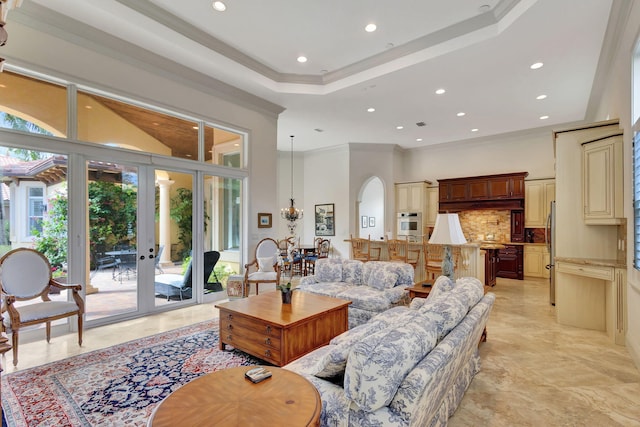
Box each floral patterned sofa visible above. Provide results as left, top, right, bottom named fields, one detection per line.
left=296, top=259, right=414, bottom=328
left=284, top=276, right=495, bottom=427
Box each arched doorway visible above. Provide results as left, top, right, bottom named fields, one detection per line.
left=358, top=177, right=385, bottom=240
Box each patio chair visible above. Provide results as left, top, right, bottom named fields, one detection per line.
left=154, top=251, right=220, bottom=301
left=0, top=248, right=84, bottom=366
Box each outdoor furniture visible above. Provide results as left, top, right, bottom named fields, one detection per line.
left=0, top=248, right=84, bottom=366
left=154, top=251, right=219, bottom=301
left=91, top=252, right=120, bottom=279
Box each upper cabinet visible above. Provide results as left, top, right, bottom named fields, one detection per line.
left=425, top=186, right=439, bottom=227
left=525, top=179, right=556, bottom=228
left=395, top=181, right=430, bottom=213
left=582, top=134, right=624, bottom=225
left=438, top=172, right=528, bottom=211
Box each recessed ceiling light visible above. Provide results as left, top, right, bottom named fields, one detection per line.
left=234, top=143, right=240, bottom=147
left=367, top=107, right=375, bottom=112
left=192, top=126, right=199, bottom=129
left=478, top=4, right=491, bottom=13
left=365, top=23, right=377, bottom=32
left=457, top=112, right=466, bottom=117
left=416, top=138, right=423, bottom=142
left=297, top=56, right=308, bottom=63
left=539, top=115, right=549, bottom=120
left=435, top=88, right=446, bottom=95
left=530, top=62, right=544, bottom=70
left=85, top=105, right=92, bottom=109
left=212, top=1, right=226, bottom=12
left=536, top=94, right=547, bottom=100
left=396, top=126, right=404, bottom=130
left=471, top=128, right=479, bottom=132
left=0, top=84, right=6, bottom=88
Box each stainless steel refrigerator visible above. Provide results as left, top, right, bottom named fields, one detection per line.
left=545, top=201, right=556, bottom=305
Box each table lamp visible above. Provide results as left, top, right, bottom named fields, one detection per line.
left=428, top=213, right=467, bottom=279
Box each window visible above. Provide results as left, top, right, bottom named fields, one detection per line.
left=27, top=186, right=44, bottom=236
left=634, top=131, right=640, bottom=269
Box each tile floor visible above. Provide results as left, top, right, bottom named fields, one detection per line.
left=4, top=277, right=640, bottom=426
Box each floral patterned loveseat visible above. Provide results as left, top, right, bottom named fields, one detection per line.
left=285, top=276, right=495, bottom=427
left=296, top=259, right=413, bottom=328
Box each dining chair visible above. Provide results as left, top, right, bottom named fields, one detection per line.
left=0, top=248, right=84, bottom=366
left=304, top=238, right=330, bottom=275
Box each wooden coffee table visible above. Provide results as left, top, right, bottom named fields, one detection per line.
left=407, top=282, right=433, bottom=299
left=148, top=366, right=321, bottom=427
left=215, top=291, right=350, bottom=366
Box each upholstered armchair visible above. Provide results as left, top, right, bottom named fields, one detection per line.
left=0, top=248, right=84, bottom=366
left=244, top=238, right=281, bottom=295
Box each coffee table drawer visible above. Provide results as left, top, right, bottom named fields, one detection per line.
left=220, top=312, right=282, bottom=336
left=225, top=333, right=282, bottom=365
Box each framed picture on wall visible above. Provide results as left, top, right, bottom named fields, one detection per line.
left=361, top=216, right=368, bottom=228
left=315, top=203, right=335, bottom=236
left=257, top=213, right=272, bottom=228
left=369, top=217, right=375, bottom=227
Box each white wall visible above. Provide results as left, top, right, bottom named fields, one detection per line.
left=4, top=21, right=282, bottom=267
left=402, top=129, right=557, bottom=183
left=359, top=177, right=385, bottom=240
left=590, top=1, right=640, bottom=369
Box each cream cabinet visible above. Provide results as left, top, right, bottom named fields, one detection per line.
left=525, top=179, right=555, bottom=228
left=523, top=245, right=550, bottom=278
left=582, top=134, right=624, bottom=224
left=395, top=182, right=429, bottom=213
left=425, top=186, right=439, bottom=227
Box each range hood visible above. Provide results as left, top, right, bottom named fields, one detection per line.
left=437, top=172, right=527, bottom=212
left=439, top=198, right=524, bottom=212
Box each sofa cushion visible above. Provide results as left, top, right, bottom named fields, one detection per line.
left=336, top=286, right=399, bottom=312
left=297, top=281, right=352, bottom=299
left=418, top=293, right=468, bottom=340
left=342, top=260, right=363, bottom=285
left=316, top=258, right=343, bottom=282
left=451, top=277, right=485, bottom=310
left=363, top=262, right=400, bottom=290
left=344, top=321, right=438, bottom=411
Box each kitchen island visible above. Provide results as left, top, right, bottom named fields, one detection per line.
left=350, top=239, right=485, bottom=284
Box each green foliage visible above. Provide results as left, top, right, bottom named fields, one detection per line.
left=33, top=189, right=68, bottom=268
left=170, top=188, right=194, bottom=259
left=88, top=181, right=137, bottom=251
left=1, top=113, right=53, bottom=138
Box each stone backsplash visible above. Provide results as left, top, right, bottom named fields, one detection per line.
left=458, top=210, right=511, bottom=242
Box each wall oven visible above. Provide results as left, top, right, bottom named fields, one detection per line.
left=397, top=212, right=422, bottom=239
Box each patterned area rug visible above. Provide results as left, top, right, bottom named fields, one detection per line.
left=1, top=319, right=260, bottom=426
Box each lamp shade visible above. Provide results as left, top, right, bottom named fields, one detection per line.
left=429, top=213, right=467, bottom=245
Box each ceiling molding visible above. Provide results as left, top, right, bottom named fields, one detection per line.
left=11, top=1, right=285, bottom=118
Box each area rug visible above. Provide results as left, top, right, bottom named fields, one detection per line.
left=1, top=319, right=260, bottom=426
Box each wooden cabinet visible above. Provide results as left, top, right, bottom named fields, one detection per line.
left=525, top=179, right=556, bottom=228
left=582, top=134, right=624, bottom=224
left=496, top=244, right=523, bottom=280
left=425, top=187, right=439, bottom=227
left=396, top=181, right=430, bottom=213
left=438, top=172, right=527, bottom=210
left=511, top=210, right=524, bottom=242
left=484, top=248, right=498, bottom=287
left=524, top=245, right=550, bottom=278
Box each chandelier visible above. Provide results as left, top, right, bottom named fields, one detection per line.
left=281, top=135, right=303, bottom=235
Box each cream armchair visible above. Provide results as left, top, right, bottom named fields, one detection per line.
left=0, top=248, right=84, bottom=366
left=244, top=238, right=281, bottom=295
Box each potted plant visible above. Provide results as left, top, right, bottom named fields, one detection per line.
left=277, top=281, right=293, bottom=304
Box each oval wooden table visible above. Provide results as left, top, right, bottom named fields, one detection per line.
left=148, top=365, right=321, bottom=427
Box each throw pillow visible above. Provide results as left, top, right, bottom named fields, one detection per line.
left=367, top=270, right=398, bottom=291
left=257, top=256, right=275, bottom=272
left=342, top=260, right=363, bottom=285
left=316, top=258, right=343, bottom=282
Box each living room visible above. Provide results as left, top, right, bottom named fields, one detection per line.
left=1, top=0, right=640, bottom=425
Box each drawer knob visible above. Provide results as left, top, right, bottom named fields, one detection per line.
left=265, top=337, right=271, bottom=345
left=227, top=324, right=233, bottom=330
left=264, top=349, right=271, bottom=358
left=227, top=314, right=233, bottom=321
left=226, top=335, right=232, bottom=340
left=265, top=325, right=272, bottom=334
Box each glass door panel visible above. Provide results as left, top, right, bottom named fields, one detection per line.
left=203, top=174, right=242, bottom=301
left=86, top=161, right=138, bottom=321
left=154, top=170, right=194, bottom=307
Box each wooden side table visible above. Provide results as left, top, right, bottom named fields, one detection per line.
left=148, top=366, right=321, bottom=427
left=407, top=282, right=432, bottom=299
